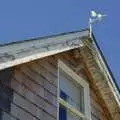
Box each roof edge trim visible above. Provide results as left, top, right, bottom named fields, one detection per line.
left=91, top=33, right=120, bottom=105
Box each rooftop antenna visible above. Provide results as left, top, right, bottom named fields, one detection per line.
left=89, top=10, right=107, bottom=38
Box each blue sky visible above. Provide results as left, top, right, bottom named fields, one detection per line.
left=0, top=0, right=120, bottom=87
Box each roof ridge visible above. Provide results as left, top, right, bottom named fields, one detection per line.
left=0, top=28, right=89, bottom=47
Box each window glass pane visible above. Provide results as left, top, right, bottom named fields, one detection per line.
left=59, top=105, right=83, bottom=120
left=60, top=90, right=67, bottom=101
left=59, top=105, right=67, bottom=120
left=59, top=69, right=84, bottom=113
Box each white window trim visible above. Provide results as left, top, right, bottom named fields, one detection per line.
left=57, top=60, right=91, bottom=120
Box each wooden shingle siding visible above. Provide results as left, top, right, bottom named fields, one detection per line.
left=1, top=111, right=17, bottom=120
left=91, top=90, right=108, bottom=120
left=0, top=68, right=14, bottom=120
left=0, top=85, right=13, bottom=112
left=1, top=81, right=56, bottom=120
left=10, top=57, right=58, bottom=120
left=13, top=68, right=57, bottom=107
left=11, top=78, right=45, bottom=109
left=28, top=62, right=58, bottom=86
left=0, top=50, right=112, bottom=120
left=11, top=103, right=39, bottom=120
left=52, top=51, right=111, bottom=120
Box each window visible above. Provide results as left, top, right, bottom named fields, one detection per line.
left=58, top=60, right=91, bottom=120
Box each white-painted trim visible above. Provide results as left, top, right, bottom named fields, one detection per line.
left=92, top=40, right=120, bottom=107
left=58, top=60, right=91, bottom=120
left=0, top=45, right=82, bottom=70
left=0, top=30, right=89, bottom=70
left=58, top=98, right=85, bottom=118
left=58, top=60, right=89, bottom=87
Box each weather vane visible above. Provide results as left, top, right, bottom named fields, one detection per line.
left=89, top=10, right=107, bottom=38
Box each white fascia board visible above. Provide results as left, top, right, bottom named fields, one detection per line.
left=0, top=30, right=89, bottom=70
left=0, top=45, right=82, bottom=70
left=92, top=39, right=120, bottom=108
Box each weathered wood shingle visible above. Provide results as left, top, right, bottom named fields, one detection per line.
left=0, top=46, right=119, bottom=120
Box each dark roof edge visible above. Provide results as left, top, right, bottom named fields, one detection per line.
left=92, top=33, right=120, bottom=94
left=0, top=28, right=89, bottom=47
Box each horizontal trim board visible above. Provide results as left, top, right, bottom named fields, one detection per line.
left=58, top=97, right=85, bottom=119
left=0, top=30, right=89, bottom=70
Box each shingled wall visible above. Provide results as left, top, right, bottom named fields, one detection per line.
left=0, top=50, right=112, bottom=120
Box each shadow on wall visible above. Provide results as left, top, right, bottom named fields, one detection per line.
left=0, top=68, right=14, bottom=119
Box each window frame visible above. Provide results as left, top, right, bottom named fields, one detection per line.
left=57, top=60, right=91, bottom=120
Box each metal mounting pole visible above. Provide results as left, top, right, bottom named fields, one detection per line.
left=89, top=18, right=92, bottom=39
